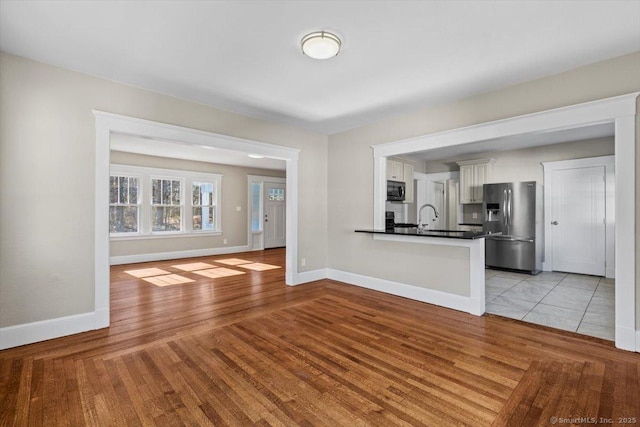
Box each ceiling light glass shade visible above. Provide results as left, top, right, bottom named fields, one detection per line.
left=301, top=31, right=341, bottom=60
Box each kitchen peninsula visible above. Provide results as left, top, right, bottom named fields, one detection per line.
left=354, top=227, right=487, bottom=316
left=355, top=228, right=488, bottom=239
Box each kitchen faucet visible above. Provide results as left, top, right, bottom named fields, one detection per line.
left=418, top=203, right=439, bottom=229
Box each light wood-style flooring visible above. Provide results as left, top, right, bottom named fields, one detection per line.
left=1, top=249, right=639, bottom=426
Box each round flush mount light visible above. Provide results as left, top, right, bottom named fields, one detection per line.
left=248, top=154, right=264, bottom=159
left=301, top=31, right=341, bottom=60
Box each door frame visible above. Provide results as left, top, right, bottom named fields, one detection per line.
left=415, top=171, right=460, bottom=226
left=372, top=92, right=638, bottom=352
left=542, top=156, right=615, bottom=277
left=94, top=112, right=300, bottom=330
left=247, top=175, right=286, bottom=251
left=263, top=181, right=287, bottom=249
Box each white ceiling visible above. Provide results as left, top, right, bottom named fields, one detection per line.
left=1, top=1, right=639, bottom=135
left=111, top=133, right=287, bottom=171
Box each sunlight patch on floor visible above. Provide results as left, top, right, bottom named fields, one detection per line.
left=143, top=274, right=195, bottom=287
left=214, top=258, right=253, bottom=266
left=193, top=268, right=246, bottom=278
left=238, top=263, right=281, bottom=271
left=172, top=262, right=216, bottom=271
left=125, top=268, right=171, bottom=278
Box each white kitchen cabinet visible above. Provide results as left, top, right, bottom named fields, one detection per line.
left=386, top=159, right=404, bottom=181
left=403, top=162, right=414, bottom=203
left=386, top=158, right=415, bottom=203
left=456, top=159, right=494, bottom=204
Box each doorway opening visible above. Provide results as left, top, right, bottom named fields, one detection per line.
left=94, top=112, right=301, bottom=330
left=371, top=93, right=637, bottom=351
left=248, top=175, right=287, bottom=250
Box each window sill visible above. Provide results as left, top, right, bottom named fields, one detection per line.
left=110, top=231, right=223, bottom=241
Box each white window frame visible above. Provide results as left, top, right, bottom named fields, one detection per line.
left=250, top=181, right=263, bottom=234
left=109, top=172, right=142, bottom=237
left=110, top=164, right=222, bottom=240
left=191, top=180, right=218, bottom=233
left=150, top=175, right=184, bottom=235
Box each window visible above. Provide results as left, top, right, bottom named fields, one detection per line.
left=268, top=187, right=285, bottom=201
left=110, top=165, right=221, bottom=239
left=109, top=175, right=139, bottom=234
left=192, top=182, right=215, bottom=231
left=250, top=182, right=261, bottom=232
left=151, top=178, right=182, bottom=232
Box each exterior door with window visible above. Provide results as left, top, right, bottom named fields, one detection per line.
left=264, top=182, right=286, bottom=248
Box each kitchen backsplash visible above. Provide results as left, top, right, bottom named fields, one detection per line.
left=462, top=204, right=483, bottom=224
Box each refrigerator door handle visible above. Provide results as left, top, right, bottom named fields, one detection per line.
left=508, top=188, right=512, bottom=230
left=486, top=235, right=534, bottom=243
left=503, top=189, right=508, bottom=230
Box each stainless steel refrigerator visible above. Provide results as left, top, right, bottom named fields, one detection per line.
left=483, top=182, right=543, bottom=274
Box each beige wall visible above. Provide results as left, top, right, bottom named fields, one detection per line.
left=1, top=49, right=638, bottom=332
left=0, top=52, right=328, bottom=327
left=109, top=151, right=285, bottom=257
left=421, top=136, right=615, bottom=183
left=327, top=52, right=640, bottom=325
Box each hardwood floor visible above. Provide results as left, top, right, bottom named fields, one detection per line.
left=1, top=248, right=639, bottom=426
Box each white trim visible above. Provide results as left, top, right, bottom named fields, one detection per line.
left=327, top=269, right=478, bottom=314
left=0, top=312, right=98, bottom=350
left=371, top=92, right=638, bottom=352
left=110, top=231, right=223, bottom=241
left=541, top=156, right=615, bottom=277
left=285, top=157, right=299, bottom=285
left=248, top=175, right=287, bottom=183
left=294, top=268, right=328, bottom=285
left=109, top=245, right=250, bottom=265
left=247, top=175, right=286, bottom=251
left=95, top=111, right=301, bottom=338
left=636, top=330, right=640, bottom=353
left=614, top=114, right=636, bottom=352
left=372, top=92, right=638, bottom=157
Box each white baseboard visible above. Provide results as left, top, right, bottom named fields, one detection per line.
left=110, top=245, right=250, bottom=265
left=293, top=268, right=328, bottom=285
left=0, top=311, right=99, bottom=350
left=326, top=268, right=476, bottom=315
left=636, top=330, right=640, bottom=353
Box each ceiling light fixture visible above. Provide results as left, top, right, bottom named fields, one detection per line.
left=301, top=31, right=341, bottom=60
left=248, top=154, right=264, bottom=159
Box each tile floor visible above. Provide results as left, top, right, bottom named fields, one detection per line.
left=485, top=269, right=615, bottom=340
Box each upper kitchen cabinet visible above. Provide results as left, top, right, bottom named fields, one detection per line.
left=386, top=158, right=415, bottom=203
left=386, top=159, right=404, bottom=181
left=456, top=159, right=495, bottom=204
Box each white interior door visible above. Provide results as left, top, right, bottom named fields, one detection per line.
left=264, top=182, right=286, bottom=249
left=551, top=166, right=605, bottom=276
left=430, top=181, right=445, bottom=229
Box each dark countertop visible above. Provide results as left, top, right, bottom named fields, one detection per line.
left=458, top=223, right=483, bottom=226
left=355, top=228, right=489, bottom=240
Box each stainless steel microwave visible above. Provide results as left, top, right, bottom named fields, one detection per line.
left=387, top=180, right=406, bottom=202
